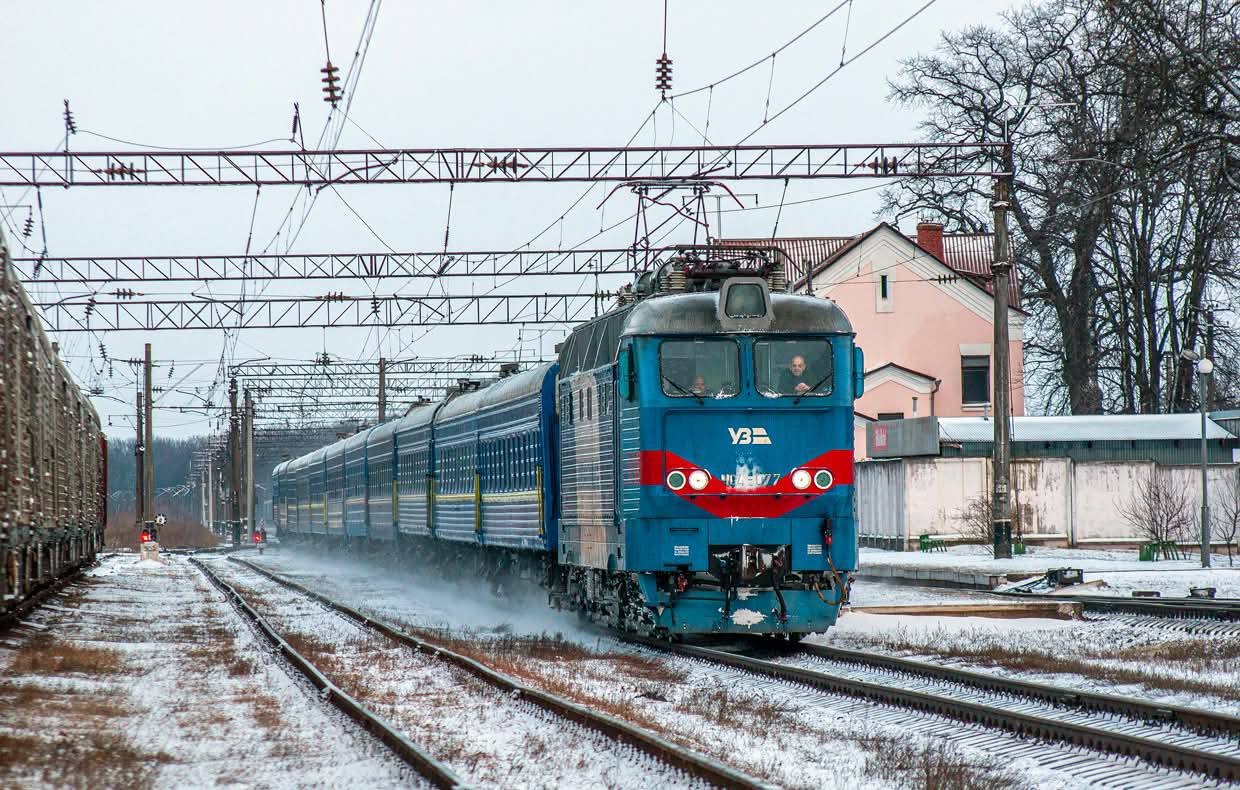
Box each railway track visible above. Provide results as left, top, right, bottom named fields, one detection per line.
left=624, top=635, right=1240, bottom=786
left=222, top=557, right=762, bottom=790
left=189, top=557, right=461, bottom=788
left=793, top=642, right=1240, bottom=739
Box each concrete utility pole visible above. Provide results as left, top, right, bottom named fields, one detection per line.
left=990, top=177, right=1014, bottom=560
left=135, top=392, right=144, bottom=525
left=143, top=343, right=154, bottom=529
left=378, top=356, right=387, bottom=422
left=207, top=454, right=215, bottom=533
left=229, top=377, right=241, bottom=546
left=1199, top=358, right=1214, bottom=568
left=244, top=388, right=255, bottom=538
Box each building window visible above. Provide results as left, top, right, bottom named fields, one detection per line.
left=961, top=355, right=990, bottom=405
left=875, top=271, right=893, bottom=313
left=877, top=412, right=904, bottom=421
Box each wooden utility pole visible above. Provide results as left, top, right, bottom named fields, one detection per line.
left=378, top=356, right=387, bottom=422
left=143, top=343, right=154, bottom=527
left=991, top=176, right=1013, bottom=560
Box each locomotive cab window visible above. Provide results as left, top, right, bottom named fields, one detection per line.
left=755, top=339, right=834, bottom=398
left=659, top=339, right=739, bottom=399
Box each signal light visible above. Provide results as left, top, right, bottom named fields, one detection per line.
left=140, top=530, right=151, bottom=543
left=253, top=531, right=262, bottom=543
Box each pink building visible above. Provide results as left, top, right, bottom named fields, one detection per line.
left=723, top=222, right=1025, bottom=457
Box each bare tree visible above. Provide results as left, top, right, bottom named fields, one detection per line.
left=1117, top=470, right=1193, bottom=546
left=955, top=494, right=1023, bottom=545
left=883, top=0, right=1239, bottom=415
left=1215, top=469, right=1240, bottom=566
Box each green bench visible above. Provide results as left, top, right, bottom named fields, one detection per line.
left=918, top=533, right=948, bottom=552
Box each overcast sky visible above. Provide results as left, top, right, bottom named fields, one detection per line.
left=3, top=1, right=1008, bottom=440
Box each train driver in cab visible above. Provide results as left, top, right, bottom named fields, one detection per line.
left=779, top=355, right=812, bottom=394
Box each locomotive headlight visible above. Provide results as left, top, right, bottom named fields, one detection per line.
left=814, top=470, right=833, bottom=490
left=666, top=470, right=687, bottom=491
left=687, top=469, right=710, bottom=491
left=791, top=468, right=812, bottom=490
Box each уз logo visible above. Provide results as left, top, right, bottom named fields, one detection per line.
left=728, top=427, right=772, bottom=445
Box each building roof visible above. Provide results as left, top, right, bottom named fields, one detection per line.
left=938, top=414, right=1235, bottom=443
left=719, top=225, right=1020, bottom=304
left=866, top=362, right=938, bottom=383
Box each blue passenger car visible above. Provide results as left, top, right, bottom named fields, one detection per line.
left=365, top=421, right=399, bottom=542
left=306, top=447, right=327, bottom=536
left=271, top=461, right=288, bottom=536
left=324, top=439, right=346, bottom=538
left=395, top=405, right=439, bottom=538
left=430, top=364, right=558, bottom=548
left=343, top=431, right=369, bottom=538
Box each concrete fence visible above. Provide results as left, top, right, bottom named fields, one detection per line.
left=856, top=456, right=1240, bottom=548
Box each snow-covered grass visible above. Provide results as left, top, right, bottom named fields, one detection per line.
left=0, top=554, right=419, bottom=789
left=212, top=558, right=709, bottom=789
left=862, top=545, right=1240, bottom=598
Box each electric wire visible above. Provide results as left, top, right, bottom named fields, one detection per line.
left=670, top=1, right=852, bottom=99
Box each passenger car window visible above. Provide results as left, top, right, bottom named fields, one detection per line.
left=659, top=339, right=740, bottom=399
left=755, top=339, right=834, bottom=397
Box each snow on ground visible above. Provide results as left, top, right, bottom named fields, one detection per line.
left=0, top=553, right=420, bottom=789
left=242, top=547, right=1210, bottom=788
left=848, top=579, right=1014, bottom=606
left=861, top=544, right=1240, bottom=598
left=208, top=556, right=709, bottom=789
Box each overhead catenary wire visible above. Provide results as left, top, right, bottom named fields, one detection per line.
left=669, top=1, right=852, bottom=99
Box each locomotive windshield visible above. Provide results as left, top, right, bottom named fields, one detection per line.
left=755, top=338, right=834, bottom=397
left=659, top=338, right=740, bottom=399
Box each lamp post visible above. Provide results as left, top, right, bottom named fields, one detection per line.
left=1198, top=356, right=1214, bottom=568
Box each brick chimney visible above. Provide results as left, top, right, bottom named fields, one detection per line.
left=916, top=221, right=945, bottom=260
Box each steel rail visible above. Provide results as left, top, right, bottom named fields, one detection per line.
left=229, top=557, right=764, bottom=790
left=622, top=635, right=1240, bottom=783
left=188, top=558, right=463, bottom=789
left=796, top=642, right=1240, bottom=739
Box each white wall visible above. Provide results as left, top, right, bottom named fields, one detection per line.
left=857, top=456, right=1240, bottom=546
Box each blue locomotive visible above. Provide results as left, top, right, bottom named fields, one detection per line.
left=273, top=249, right=864, bottom=638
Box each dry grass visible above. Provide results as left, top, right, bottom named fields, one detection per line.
left=856, top=734, right=1028, bottom=789
left=0, top=730, right=168, bottom=790
left=5, top=634, right=127, bottom=676
left=674, top=686, right=810, bottom=734
left=105, top=509, right=221, bottom=549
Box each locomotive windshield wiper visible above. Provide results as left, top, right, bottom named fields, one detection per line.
left=663, top=374, right=704, bottom=404
left=793, top=373, right=833, bottom=404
